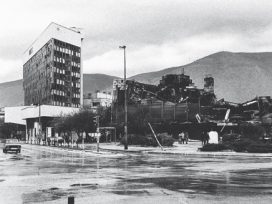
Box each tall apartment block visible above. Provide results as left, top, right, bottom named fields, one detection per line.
left=23, top=22, right=83, bottom=107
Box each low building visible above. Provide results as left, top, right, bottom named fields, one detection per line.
left=83, top=91, right=112, bottom=112
left=4, top=105, right=79, bottom=142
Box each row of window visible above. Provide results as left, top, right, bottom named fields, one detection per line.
left=51, top=101, right=80, bottom=107
left=74, top=82, right=80, bottom=88
left=53, top=67, right=65, bottom=74
left=56, top=79, right=65, bottom=85
left=54, top=78, right=80, bottom=88
left=51, top=89, right=80, bottom=97
left=71, top=72, right=80, bottom=78
left=54, top=45, right=80, bottom=57
left=51, top=89, right=65, bottom=96
left=53, top=56, right=80, bottom=67
left=52, top=67, right=80, bottom=78
left=71, top=61, right=80, bottom=67
left=73, top=93, right=80, bottom=98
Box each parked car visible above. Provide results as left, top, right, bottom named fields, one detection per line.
left=3, top=139, right=21, bottom=154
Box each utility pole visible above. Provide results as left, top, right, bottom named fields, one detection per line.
left=38, top=103, right=41, bottom=145
left=96, top=116, right=100, bottom=152
left=93, top=116, right=100, bottom=152
left=119, top=45, right=128, bottom=150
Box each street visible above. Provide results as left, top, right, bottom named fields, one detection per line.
left=0, top=144, right=272, bottom=204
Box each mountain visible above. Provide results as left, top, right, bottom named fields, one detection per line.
left=1, top=51, right=272, bottom=107
left=0, top=80, right=24, bottom=108
left=83, top=73, right=119, bottom=95
left=130, top=51, right=272, bottom=102
left=0, top=74, right=118, bottom=107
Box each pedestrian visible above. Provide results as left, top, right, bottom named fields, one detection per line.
left=204, top=131, right=209, bottom=145
left=179, top=131, right=185, bottom=144
left=184, top=131, right=189, bottom=144
left=47, top=137, right=51, bottom=146
left=201, top=131, right=205, bottom=145
left=181, top=131, right=185, bottom=144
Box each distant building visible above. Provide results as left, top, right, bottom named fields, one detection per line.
left=204, top=74, right=214, bottom=94
left=83, top=91, right=112, bottom=112
left=23, top=22, right=83, bottom=108
left=0, top=107, right=4, bottom=120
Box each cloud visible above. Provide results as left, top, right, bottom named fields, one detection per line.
left=0, top=59, right=22, bottom=83
left=2, top=0, right=272, bottom=83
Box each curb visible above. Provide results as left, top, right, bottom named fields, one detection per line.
left=23, top=144, right=107, bottom=155
left=99, top=147, right=272, bottom=157
left=22, top=144, right=272, bottom=158
left=146, top=151, right=272, bottom=157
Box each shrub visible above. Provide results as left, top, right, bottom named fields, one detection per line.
left=120, top=133, right=174, bottom=147
left=200, top=144, right=230, bottom=152
left=120, top=134, right=156, bottom=146
left=222, top=133, right=241, bottom=143
left=246, top=144, right=272, bottom=153
left=240, top=124, right=265, bottom=141
left=226, top=138, right=272, bottom=153
left=157, top=133, right=175, bottom=147
left=231, top=138, right=254, bottom=152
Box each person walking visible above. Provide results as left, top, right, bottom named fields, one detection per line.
left=205, top=131, right=210, bottom=144
left=184, top=131, right=189, bottom=144
left=179, top=131, right=185, bottom=144
left=201, top=131, right=206, bottom=145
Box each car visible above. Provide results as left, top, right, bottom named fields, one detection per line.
left=3, top=139, right=21, bottom=154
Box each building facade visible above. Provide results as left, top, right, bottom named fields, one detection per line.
left=83, top=91, right=113, bottom=112
left=23, top=22, right=83, bottom=108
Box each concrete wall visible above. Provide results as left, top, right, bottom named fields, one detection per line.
left=22, top=105, right=80, bottom=119
left=4, top=106, right=27, bottom=125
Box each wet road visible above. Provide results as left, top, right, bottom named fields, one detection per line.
left=0, top=144, right=272, bottom=204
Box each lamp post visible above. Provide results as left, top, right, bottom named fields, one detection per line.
left=119, top=45, right=128, bottom=150
left=38, top=103, right=41, bottom=144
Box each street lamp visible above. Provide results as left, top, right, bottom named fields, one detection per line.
left=119, top=45, right=128, bottom=150
left=33, top=103, right=41, bottom=144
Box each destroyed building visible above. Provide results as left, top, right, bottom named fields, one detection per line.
left=112, top=73, right=217, bottom=124
left=112, top=72, right=272, bottom=132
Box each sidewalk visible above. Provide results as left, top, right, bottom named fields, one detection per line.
left=96, top=141, right=272, bottom=157
left=22, top=141, right=272, bottom=157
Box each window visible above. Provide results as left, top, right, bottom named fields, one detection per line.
left=29, top=47, right=33, bottom=55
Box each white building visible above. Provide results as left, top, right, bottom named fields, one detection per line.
left=83, top=91, right=113, bottom=112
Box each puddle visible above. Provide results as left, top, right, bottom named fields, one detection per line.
left=110, top=190, right=150, bottom=195
left=9, top=156, right=24, bottom=161
left=70, top=183, right=98, bottom=189
left=22, top=187, right=67, bottom=203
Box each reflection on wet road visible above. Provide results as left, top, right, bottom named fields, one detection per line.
left=0, top=145, right=272, bottom=204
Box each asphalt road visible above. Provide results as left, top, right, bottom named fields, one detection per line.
left=0, top=144, right=272, bottom=204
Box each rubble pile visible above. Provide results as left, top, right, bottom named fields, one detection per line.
left=112, top=73, right=272, bottom=128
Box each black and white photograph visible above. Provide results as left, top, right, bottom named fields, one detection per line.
left=0, top=0, right=272, bottom=203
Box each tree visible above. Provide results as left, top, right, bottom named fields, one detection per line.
left=71, top=109, right=97, bottom=136
left=51, top=109, right=97, bottom=145
left=0, top=120, right=18, bottom=139
left=97, top=106, right=112, bottom=127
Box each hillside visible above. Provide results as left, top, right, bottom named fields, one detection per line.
left=130, top=51, right=272, bottom=102
left=0, top=74, right=118, bottom=107
left=1, top=51, right=272, bottom=107
left=0, top=80, right=24, bottom=108
left=83, top=73, right=119, bottom=95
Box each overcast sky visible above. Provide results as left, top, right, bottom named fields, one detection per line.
left=1, top=0, right=272, bottom=83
